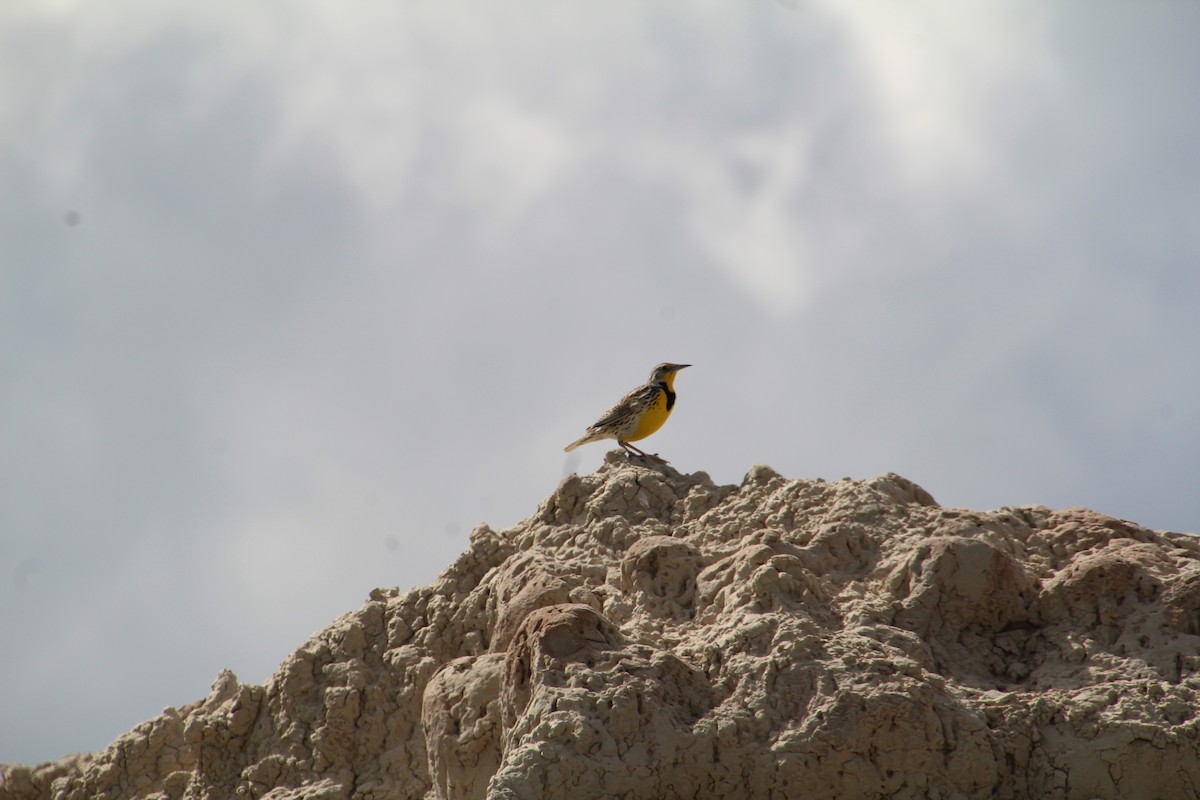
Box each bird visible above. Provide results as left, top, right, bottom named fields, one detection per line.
left=564, top=363, right=691, bottom=463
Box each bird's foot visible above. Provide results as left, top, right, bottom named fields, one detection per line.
left=621, top=447, right=669, bottom=465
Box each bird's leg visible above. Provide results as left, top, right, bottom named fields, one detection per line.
left=619, top=441, right=668, bottom=464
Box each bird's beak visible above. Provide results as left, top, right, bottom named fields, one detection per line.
left=676, top=364, right=692, bottom=370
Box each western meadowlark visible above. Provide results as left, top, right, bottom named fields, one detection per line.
left=564, top=363, right=691, bottom=463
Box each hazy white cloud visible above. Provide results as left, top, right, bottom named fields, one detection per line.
left=830, top=1, right=1061, bottom=190
left=665, top=128, right=816, bottom=315
left=449, top=97, right=582, bottom=234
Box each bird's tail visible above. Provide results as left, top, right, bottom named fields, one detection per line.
left=563, top=433, right=601, bottom=452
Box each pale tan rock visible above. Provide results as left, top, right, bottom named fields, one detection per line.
left=619, top=535, right=702, bottom=620
left=4, top=452, right=1200, bottom=800
left=422, top=654, right=506, bottom=800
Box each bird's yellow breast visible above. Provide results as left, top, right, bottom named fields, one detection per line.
left=626, top=388, right=672, bottom=442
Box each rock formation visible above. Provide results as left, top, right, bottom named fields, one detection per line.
left=4, top=454, right=1200, bottom=799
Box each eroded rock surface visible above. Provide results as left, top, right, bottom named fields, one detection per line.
left=4, top=455, right=1199, bottom=799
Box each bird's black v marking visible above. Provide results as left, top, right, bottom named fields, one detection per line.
left=660, top=382, right=676, bottom=411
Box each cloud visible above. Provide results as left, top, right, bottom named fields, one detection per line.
left=666, top=128, right=816, bottom=315
left=829, top=2, right=1061, bottom=189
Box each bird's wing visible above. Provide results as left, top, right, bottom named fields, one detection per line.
left=587, top=383, right=660, bottom=431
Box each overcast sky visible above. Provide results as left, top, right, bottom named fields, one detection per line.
left=3, top=0, right=1198, bottom=766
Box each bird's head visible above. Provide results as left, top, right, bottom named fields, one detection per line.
left=650, top=362, right=691, bottom=388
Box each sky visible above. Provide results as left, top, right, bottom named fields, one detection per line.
left=2, top=0, right=1198, bottom=766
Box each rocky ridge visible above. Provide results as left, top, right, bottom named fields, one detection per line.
left=3, top=454, right=1200, bottom=799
